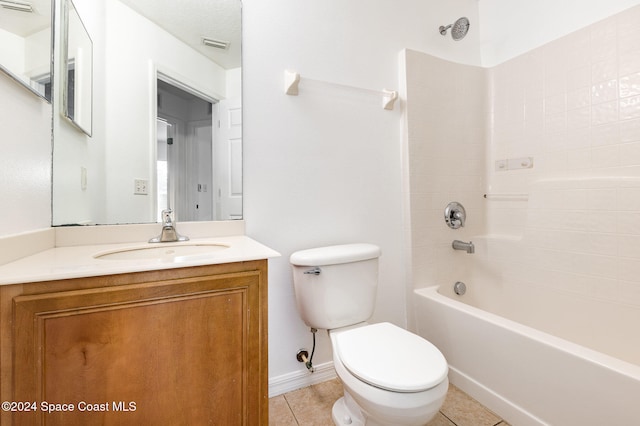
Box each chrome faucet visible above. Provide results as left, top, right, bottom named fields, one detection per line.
left=149, top=209, right=189, bottom=243
left=452, top=240, right=474, bottom=254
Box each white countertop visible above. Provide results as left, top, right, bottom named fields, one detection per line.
left=0, top=235, right=280, bottom=286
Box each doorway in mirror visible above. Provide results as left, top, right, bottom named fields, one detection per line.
left=157, top=79, right=214, bottom=222
left=217, top=97, right=243, bottom=220
left=156, top=78, right=243, bottom=222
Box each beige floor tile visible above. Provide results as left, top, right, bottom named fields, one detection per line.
left=427, top=412, right=457, bottom=426
left=269, top=395, right=298, bottom=426
left=283, top=378, right=343, bottom=426
left=440, top=385, right=501, bottom=426
left=312, top=378, right=344, bottom=400
left=271, top=379, right=510, bottom=426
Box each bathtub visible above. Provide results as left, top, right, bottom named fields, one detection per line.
left=413, top=285, right=640, bottom=425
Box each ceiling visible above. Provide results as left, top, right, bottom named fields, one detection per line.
left=0, top=0, right=51, bottom=37
left=0, top=0, right=241, bottom=69
left=116, top=0, right=242, bottom=69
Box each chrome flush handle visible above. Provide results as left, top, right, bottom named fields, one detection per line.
left=303, top=267, right=321, bottom=275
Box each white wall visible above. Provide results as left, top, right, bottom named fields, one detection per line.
left=0, top=26, right=50, bottom=78
left=479, top=0, right=640, bottom=67
left=0, top=72, right=51, bottom=235
left=24, top=27, right=52, bottom=77
left=242, top=0, right=480, bottom=386
left=0, top=28, right=25, bottom=74
left=52, top=0, right=107, bottom=225
left=226, top=67, right=241, bottom=99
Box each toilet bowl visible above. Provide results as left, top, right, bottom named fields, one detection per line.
left=290, top=244, right=449, bottom=425
left=329, top=322, right=448, bottom=426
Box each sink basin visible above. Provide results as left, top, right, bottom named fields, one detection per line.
left=94, top=243, right=229, bottom=261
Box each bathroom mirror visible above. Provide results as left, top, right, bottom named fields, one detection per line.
left=62, top=0, right=92, bottom=135
left=0, top=0, right=53, bottom=101
left=51, top=0, right=242, bottom=226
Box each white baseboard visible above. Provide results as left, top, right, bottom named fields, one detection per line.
left=269, top=361, right=337, bottom=397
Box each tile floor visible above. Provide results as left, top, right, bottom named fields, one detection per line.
left=269, top=378, right=511, bottom=426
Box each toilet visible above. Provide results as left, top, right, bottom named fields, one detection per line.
left=290, top=243, right=449, bottom=426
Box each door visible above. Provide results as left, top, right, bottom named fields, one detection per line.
left=185, top=120, right=213, bottom=221
left=216, top=98, right=242, bottom=220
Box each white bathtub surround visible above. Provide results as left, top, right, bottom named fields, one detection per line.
left=403, top=3, right=640, bottom=343
left=484, top=4, right=640, bottom=320
left=487, top=5, right=640, bottom=233
left=404, top=4, right=640, bottom=425
left=403, top=3, right=640, bottom=307
left=482, top=177, right=640, bottom=360
left=400, top=49, right=488, bottom=323
left=414, top=287, right=640, bottom=426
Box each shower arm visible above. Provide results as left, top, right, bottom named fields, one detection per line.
left=439, top=24, right=452, bottom=36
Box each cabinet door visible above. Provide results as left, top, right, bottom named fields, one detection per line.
left=12, top=270, right=262, bottom=426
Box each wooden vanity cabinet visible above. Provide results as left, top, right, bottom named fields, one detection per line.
left=0, top=260, right=268, bottom=426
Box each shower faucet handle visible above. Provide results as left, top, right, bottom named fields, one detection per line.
left=444, top=202, right=466, bottom=229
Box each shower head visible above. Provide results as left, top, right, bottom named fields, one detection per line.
left=439, top=17, right=470, bottom=41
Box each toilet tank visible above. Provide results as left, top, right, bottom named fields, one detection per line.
left=290, top=244, right=381, bottom=330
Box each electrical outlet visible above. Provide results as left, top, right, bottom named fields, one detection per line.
left=134, top=179, right=149, bottom=195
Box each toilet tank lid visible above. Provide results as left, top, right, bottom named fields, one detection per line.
left=290, top=243, right=381, bottom=266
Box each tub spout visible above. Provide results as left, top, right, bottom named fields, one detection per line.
left=452, top=240, right=474, bottom=254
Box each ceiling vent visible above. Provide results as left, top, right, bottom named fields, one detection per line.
left=201, top=37, right=230, bottom=50
left=0, top=0, right=33, bottom=12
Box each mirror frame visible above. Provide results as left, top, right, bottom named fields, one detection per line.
left=61, top=0, right=92, bottom=136
left=0, top=0, right=54, bottom=102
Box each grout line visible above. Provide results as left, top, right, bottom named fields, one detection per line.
left=440, top=411, right=458, bottom=426
left=282, top=393, right=300, bottom=425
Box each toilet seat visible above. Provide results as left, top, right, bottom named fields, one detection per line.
left=334, top=322, right=448, bottom=393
